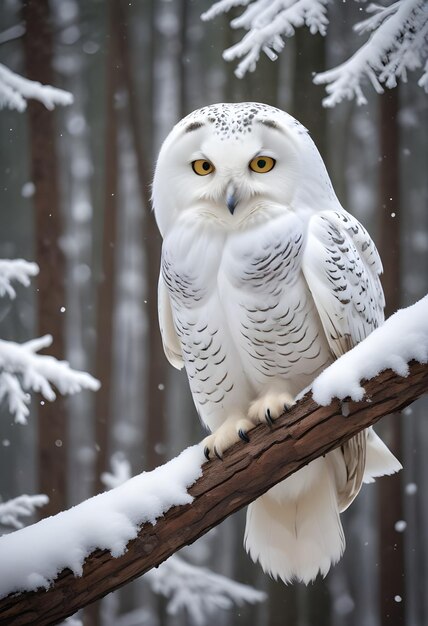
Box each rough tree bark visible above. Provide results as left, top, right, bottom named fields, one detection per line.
left=378, top=87, right=404, bottom=626
left=93, top=0, right=121, bottom=497
left=1, top=360, right=427, bottom=626
left=22, top=0, right=68, bottom=518
left=116, top=0, right=167, bottom=472
left=87, top=7, right=121, bottom=626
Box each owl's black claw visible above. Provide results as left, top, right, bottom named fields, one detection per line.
left=204, top=446, right=211, bottom=461
left=239, top=428, right=250, bottom=443
left=283, top=403, right=290, bottom=413
left=265, top=408, right=273, bottom=426
left=214, top=446, right=223, bottom=461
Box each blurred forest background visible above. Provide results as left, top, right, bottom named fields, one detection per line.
left=0, top=0, right=427, bottom=625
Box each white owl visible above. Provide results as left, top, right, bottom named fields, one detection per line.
left=153, top=103, right=401, bottom=584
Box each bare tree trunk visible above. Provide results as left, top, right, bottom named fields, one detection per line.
left=379, top=90, right=401, bottom=317
left=116, top=0, right=167, bottom=472
left=292, top=29, right=327, bottom=162
left=93, top=0, right=120, bottom=496
left=1, top=359, right=426, bottom=626
left=86, top=5, right=121, bottom=625
left=178, top=0, right=189, bottom=119
left=22, top=0, right=68, bottom=518
left=378, top=87, right=405, bottom=626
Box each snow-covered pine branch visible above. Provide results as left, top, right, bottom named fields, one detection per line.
left=0, top=494, right=48, bottom=531
left=0, top=259, right=99, bottom=423
left=202, top=0, right=428, bottom=103
left=202, top=0, right=329, bottom=78
left=0, top=335, right=100, bottom=424
left=101, top=452, right=132, bottom=490
left=314, top=0, right=428, bottom=106
left=0, top=259, right=39, bottom=299
left=0, top=63, right=73, bottom=112
left=146, top=555, right=266, bottom=626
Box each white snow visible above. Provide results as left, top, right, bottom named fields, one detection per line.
left=100, top=453, right=265, bottom=622
left=21, top=181, right=36, bottom=198
left=101, top=452, right=132, bottom=490
left=394, top=520, right=407, bottom=533
left=312, top=296, right=428, bottom=405
left=0, top=259, right=39, bottom=299
left=314, top=0, right=428, bottom=106
left=146, top=554, right=266, bottom=625
left=0, top=445, right=205, bottom=599
left=405, top=482, right=418, bottom=495
left=0, top=494, right=49, bottom=530
left=0, top=259, right=98, bottom=424
left=0, top=62, right=73, bottom=112
left=203, top=0, right=328, bottom=79
left=0, top=334, right=100, bottom=424
left=203, top=0, right=428, bottom=102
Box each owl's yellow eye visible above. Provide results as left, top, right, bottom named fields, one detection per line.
left=192, top=159, right=215, bottom=176
left=249, top=156, right=275, bottom=173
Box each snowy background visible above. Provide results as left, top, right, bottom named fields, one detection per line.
left=0, top=1, right=427, bottom=625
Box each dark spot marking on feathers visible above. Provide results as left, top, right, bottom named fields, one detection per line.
left=185, top=121, right=204, bottom=133
left=258, top=119, right=282, bottom=131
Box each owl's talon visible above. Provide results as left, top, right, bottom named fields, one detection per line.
left=214, top=446, right=223, bottom=461
left=238, top=428, right=250, bottom=443
left=204, top=446, right=211, bottom=461
left=265, top=408, right=273, bottom=426
left=283, top=403, right=290, bottom=413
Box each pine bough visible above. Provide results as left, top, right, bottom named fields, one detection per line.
left=202, top=0, right=428, bottom=105
left=0, top=259, right=100, bottom=425
left=0, top=62, right=73, bottom=112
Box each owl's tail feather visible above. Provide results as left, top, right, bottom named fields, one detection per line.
left=244, top=468, right=344, bottom=584
left=363, top=429, right=402, bottom=484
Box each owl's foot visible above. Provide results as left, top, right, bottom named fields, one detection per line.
left=248, top=391, right=295, bottom=426
left=202, top=414, right=254, bottom=460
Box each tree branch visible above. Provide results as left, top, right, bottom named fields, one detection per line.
left=1, top=360, right=427, bottom=626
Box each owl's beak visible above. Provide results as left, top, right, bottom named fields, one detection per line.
left=226, top=182, right=238, bottom=215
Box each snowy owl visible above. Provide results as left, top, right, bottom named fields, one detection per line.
left=153, top=103, right=401, bottom=583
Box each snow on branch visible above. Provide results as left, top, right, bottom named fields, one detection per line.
left=312, top=295, right=428, bottom=404
left=202, top=0, right=329, bottom=78
left=0, top=258, right=99, bottom=423
left=0, top=494, right=48, bottom=531
left=0, top=259, right=39, bottom=299
left=0, top=446, right=205, bottom=599
left=0, top=335, right=100, bottom=424
left=0, top=298, right=427, bottom=626
left=314, top=0, right=428, bottom=106
left=101, top=452, right=265, bottom=625
left=0, top=63, right=73, bottom=112
left=202, top=0, right=428, bottom=103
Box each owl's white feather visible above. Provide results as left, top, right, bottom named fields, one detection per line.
left=158, top=273, right=184, bottom=370
left=153, top=103, right=401, bottom=583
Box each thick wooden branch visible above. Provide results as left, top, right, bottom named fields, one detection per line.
left=2, top=360, right=427, bottom=626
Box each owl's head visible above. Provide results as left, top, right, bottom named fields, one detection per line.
left=153, top=103, right=340, bottom=236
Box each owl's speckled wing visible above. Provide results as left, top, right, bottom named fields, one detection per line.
left=302, top=209, right=384, bottom=357
left=302, top=208, right=385, bottom=509
left=158, top=272, right=184, bottom=370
